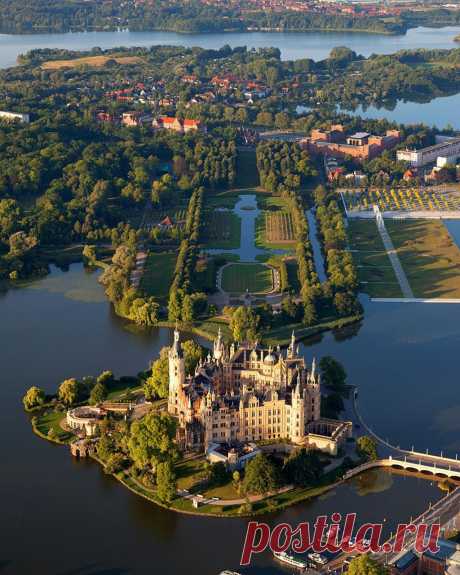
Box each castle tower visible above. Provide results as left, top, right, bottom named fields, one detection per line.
left=168, top=328, right=185, bottom=415
left=290, top=374, right=306, bottom=443
left=287, top=330, right=296, bottom=359
left=213, top=327, right=225, bottom=362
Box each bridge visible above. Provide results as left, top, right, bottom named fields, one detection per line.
left=343, top=455, right=460, bottom=481
left=319, top=389, right=460, bottom=573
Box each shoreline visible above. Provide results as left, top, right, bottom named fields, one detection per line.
left=2, top=25, right=403, bottom=38
left=29, top=417, right=353, bottom=518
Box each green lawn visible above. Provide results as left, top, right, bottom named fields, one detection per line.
left=34, top=410, right=73, bottom=443
left=140, top=251, right=177, bottom=302
left=202, top=210, right=241, bottom=249
left=386, top=220, right=460, bottom=298
left=347, top=219, right=402, bottom=298
left=221, top=263, right=273, bottom=294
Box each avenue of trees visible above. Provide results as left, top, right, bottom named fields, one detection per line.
left=314, top=185, right=361, bottom=318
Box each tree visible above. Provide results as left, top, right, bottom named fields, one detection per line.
left=275, top=112, right=290, bottom=130
left=181, top=339, right=204, bottom=375
left=8, top=231, right=37, bottom=257
left=242, top=453, right=279, bottom=495
left=128, top=412, right=177, bottom=470
left=347, top=554, right=387, bottom=575
left=105, top=453, right=125, bottom=474
left=58, top=378, right=81, bottom=406
left=82, top=244, right=97, bottom=266
left=156, top=460, right=177, bottom=503
left=356, top=436, right=378, bottom=461
left=89, top=382, right=107, bottom=405
left=320, top=356, right=347, bottom=393
left=207, top=462, right=228, bottom=486
left=230, top=306, right=260, bottom=342
left=144, top=347, right=169, bottom=400
left=22, top=386, right=45, bottom=410
left=97, top=370, right=115, bottom=388
left=130, top=297, right=160, bottom=326
left=282, top=449, right=323, bottom=487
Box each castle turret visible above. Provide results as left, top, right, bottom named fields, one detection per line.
left=213, top=327, right=225, bottom=362
left=287, top=330, right=296, bottom=359
left=168, top=328, right=185, bottom=415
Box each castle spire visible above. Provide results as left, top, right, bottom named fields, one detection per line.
left=170, top=325, right=182, bottom=358
left=288, top=330, right=296, bottom=358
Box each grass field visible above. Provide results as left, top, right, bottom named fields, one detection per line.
left=386, top=220, right=460, bottom=298
left=41, top=55, right=144, bottom=69
left=347, top=220, right=403, bottom=298
left=140, top=251, right=177, bottom=302
left=221, top=263, right=274, bottom=294
left=202, top=210, right=241, bottom=249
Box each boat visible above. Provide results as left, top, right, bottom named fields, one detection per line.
left=308, top=552, right=328, bottom=565
left=274, top=551, right=308, bottom=569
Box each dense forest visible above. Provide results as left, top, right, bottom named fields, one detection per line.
left=0, top=0, right=406, bottom=34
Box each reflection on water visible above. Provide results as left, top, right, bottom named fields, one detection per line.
left=1, top=25, right=460, bottom=69
left=350, top=468, right=394, bottom=496
left=0, top=263, right=451, bottom=574
left=338, top=92, right=460, bottom=130
left=24, top=265, right=106, bottom=302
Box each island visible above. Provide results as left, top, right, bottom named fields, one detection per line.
left=23, top=328, right=379, bottom=516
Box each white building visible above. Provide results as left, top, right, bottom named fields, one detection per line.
left=0, top=111, right=30, bottom=123
left=397, top=137, right=460, bottom=167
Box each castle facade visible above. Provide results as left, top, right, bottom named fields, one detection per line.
left=168, top=329, right=351, bottom=456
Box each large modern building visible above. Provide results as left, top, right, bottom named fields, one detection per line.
left=168, top=328, right=352, bottom=455
left=301, top=123, right=400, bottom=161
left=397, top=137, right=460, bottom=168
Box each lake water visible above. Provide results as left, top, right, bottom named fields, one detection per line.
left=338, top=92, right=460, bottom=130
left=1, top=25, right=460, bottom=69
left=0, top=264, right=449, bottom=574
left=2, top=23, right=460, bottom=574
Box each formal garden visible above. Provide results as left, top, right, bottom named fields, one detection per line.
left=220, top=262, right=274, bottom=294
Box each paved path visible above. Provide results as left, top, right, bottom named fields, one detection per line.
left=374, top=206, right=414, bottom=298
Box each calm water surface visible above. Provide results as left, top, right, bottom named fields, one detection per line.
left=0, top=25, right=460, bottom=68
left=338, top=92, right=460, bottom=130
left=0, top=263, right=454, bottom=574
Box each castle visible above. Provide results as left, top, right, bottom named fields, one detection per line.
left=168, top=329, right=352, bottom=456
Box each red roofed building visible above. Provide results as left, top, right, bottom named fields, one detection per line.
left=153, top=116, right=206, bottom=134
